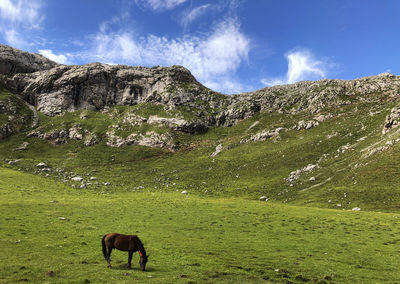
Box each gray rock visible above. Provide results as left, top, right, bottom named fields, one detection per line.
left=0, top=44, right=58, bottom=75
left=84, top=133, right=98, bottom=146
left=36, top=162, right=48, bottom=168
left=7, top=159, right=20, bottom=165
left=147, top=115, right=207, bottom=134
left=68, top=125, right=83, bottom=140
left=314, top=113, right=333, bottom=122
left=71, top=176, right=83, bottom=182
left=383, top=105, right=400, bottom=134
left=210, top=144, right=224, bottom=157
left=2, top=45, right=400, bottom=137
left=296, top=120, right=319, bottom=130
left=106, top=130, right=177, bottom=151
left=241, top=127, right=285, bottom=144
left=14, top=141, right=29, bottom=150
left=247, top=121, right=259, bottom=131
left=287, top=164, right=317, bottom=183
left=259, top=196, right=268, bottom=201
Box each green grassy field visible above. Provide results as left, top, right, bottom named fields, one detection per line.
left=2, top=84, right=400, bottom=283
left=2, top=167, right=400, bottom=283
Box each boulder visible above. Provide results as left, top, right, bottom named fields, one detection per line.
left=14, top=141, right=29, bottom=150
left=71, top=176, right=83, bottom=182
left=210, top=144, right=224, bottom=157
left=36, top=162, right=48, bottom=168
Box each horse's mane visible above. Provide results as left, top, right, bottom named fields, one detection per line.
left=135, top=236, right=147, bottom=258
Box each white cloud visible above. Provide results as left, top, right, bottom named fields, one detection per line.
left=135, top=0, right=188, bottom=11
left=262, top=49, right=328, bottom=86
left=4, top=29, right=26, bottom=48
left=0, top=0, right=43, bottom=48
left=0, top=0, right=43, bottom=28
left=87, top=18, right=250, bottom=93
left=38, top=49, right=68, bottom=64
left=204, top=76, right=244, bottom=94
left=181, top=4, right=211, bottom=27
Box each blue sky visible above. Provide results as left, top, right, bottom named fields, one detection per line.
left=0, top=0, right=399, bottom=94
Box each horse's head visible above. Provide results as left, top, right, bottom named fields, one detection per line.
left=135, top=236, right=148, bottom=271
left=139, top=252, right=148, bottom=271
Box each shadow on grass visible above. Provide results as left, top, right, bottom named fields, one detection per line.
left=111, top=264, right=157, bottom=272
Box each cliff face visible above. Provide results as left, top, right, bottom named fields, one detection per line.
left=0, top=45, right=59, bottom=75
left=3, top=62, right=216, bottom=116
left=1, top=44, right=400, bottom=128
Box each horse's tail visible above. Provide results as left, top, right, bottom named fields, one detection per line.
left=102, top=235, right=107, bottom=259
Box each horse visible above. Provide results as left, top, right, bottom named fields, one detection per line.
left=102, top=233, right=149, bottom=270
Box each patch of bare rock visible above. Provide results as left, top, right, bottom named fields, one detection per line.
left=106, top=129, right=177, bottom=151
left=383, top=105, right=400, bottom=134
left=240, top=127, right=286, bottom=144
left=27, top=124, right=98, bottom=146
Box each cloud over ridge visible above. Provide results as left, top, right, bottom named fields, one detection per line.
left=262, top=49, right=329, bottom=86
left=86, top=17, right=250, bottom=93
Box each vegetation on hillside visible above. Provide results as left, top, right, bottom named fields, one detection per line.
left=1, top=167, right=400, bottom=283
left=1, top=84, right=400, bottom=211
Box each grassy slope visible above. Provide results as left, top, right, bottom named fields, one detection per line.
left=2, top=86, right=400, bottom=283
left=1, top=96, right=400, bottom=211
left=1, top=167, right=400, bottom=283
left=0, top=86, right=33, bottom=131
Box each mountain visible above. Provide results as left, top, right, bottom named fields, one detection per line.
left=1, top=44, right=400, bottom=211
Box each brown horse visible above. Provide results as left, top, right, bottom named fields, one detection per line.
left=102, top=233, right=148, bottom=270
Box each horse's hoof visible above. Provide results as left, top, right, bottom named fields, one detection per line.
left=107, top=265, right=112, bottom=269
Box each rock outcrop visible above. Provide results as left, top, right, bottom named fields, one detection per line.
left=106, top=129, right=176, bottom=151
left=27, top=125, right=98, bottom=146
left=241, top=127, right=285, bottom=144
left=0, top=44, right=58, bottom=75
left=0, top=91, right=33, bottom=139
left=1, top=45, right=400, bottom=135
left=295, top=120, right=319, bottom=130
left=147, top=116, right=208, bottom=134
left=383, top=105, right=400, bottom=134
left=2, top=61, right=224, bottom=117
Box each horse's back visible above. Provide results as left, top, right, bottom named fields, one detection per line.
left=104, top=233, right=138, bottom=251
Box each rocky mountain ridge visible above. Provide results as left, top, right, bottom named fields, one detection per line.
left=1, top=44, right=400, bottom=130
left=2, top=45, right=400, bottom=209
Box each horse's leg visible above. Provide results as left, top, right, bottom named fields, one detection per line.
left=127, top=251, right=133, bottom=269
left=107, top=248, right=113, bottom=268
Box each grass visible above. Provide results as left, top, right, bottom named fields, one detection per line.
left=0, top=87, right=33, bottom=133
left=2, top=167, right=400, bottom=283
left=2, top=84, right=400, bottom=282
left=1, top=97, right=400, bottom=211
left=0, top=84, right=12, bottom=101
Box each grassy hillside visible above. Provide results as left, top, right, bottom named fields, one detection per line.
left=1, top=167, right=400, bottom=283
left=0, top=85, right=33, bottom=137
left=1, top=89, right=400, bottom=211
left=2, top=83, right=400, bottom=283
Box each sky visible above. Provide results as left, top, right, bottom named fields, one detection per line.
left=0, top=0, right=399, bottom=94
